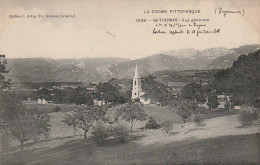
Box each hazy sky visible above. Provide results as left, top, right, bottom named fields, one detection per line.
left=0, top=0, right=259, bottom=59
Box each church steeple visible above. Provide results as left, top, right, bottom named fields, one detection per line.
left=131, top=64, right=141, bottom=100
left=134, top=64, right=140, bottom=78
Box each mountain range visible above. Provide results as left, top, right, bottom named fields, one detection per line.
left=110, top=44, right=260, bottom=78
left=6, top=57, right=129, bottom=83
left=5, top=44, right=260, bottom=83
left=205, top=44, right=260, bottom=69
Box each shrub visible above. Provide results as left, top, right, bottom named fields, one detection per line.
left=239, top=106, right=259, bottom=126
left=161, top=120, right=173, bottom=134
left=112, top=124, right=129, bottom=142
left=193, top=113, right=205, bottom=127
left=91, top=123, right=111, bottom=145
left=54, top=106, right=61, bottom=112
left=145, top=116, right=161, bottom=129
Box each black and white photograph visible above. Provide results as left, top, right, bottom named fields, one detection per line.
left=0, top=0, right=259, bottom=164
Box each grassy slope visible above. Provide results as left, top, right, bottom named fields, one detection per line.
left=1, top=133, right=259, bottom=165
left=1, top=104, right=257, bottom=165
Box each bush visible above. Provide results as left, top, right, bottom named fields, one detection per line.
left=161, top=120, right=173, bottom=134
left=112, top=124, right=129, bottom=142
left=193, top=113, right=205, bottom=127
left=91, top=123, right=111, bottom=145
left=145, top=116, right=161, bottom=129
left=239, top=106, right=259, bottom=126
left=54, top=106, right=61, bottom=112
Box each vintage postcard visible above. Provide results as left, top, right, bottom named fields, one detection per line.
left=0, top=0, right=259, bottom=164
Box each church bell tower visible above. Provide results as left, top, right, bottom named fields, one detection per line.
left=131, top=64, right=141, bottom=100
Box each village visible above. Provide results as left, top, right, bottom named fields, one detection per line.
left=20, top=67, right=241, bottom=111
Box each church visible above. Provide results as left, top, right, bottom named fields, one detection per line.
left=131, top=64, right=151, bottom=104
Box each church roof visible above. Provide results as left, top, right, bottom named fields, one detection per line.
left=134, top=64, right=140, bottom=78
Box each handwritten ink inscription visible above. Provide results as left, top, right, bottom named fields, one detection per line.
left=215, top=7, right=245, bottom=17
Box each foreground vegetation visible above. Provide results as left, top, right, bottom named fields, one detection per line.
left=1, top=133, right=259, bottom=165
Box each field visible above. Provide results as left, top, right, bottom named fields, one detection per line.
left=24, top=103, right=81, bottom=113
left=0, top=104, right=259, bottom=165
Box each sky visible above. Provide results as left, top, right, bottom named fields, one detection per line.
left=0, top=0, right=259, bottom=59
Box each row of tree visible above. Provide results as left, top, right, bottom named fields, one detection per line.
left=30, top=82, right=129, bottom=105
left=63, top=100, right=147, bottom=139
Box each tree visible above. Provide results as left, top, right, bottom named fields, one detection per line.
left=171, top=98, right=193, bottom=126
left=3, top=106, right=51, bottom=151
left=116, top=100, right=147, bottom=132
left=74, top=87, right=93, bottom=105
left=52, top=89, right=66, bottom=104
left=76, top=106, right=107, bottom=139
left=0, top=92, right=28, bottom=151
left=0, top=55, right=12, bottom=151
left=0, top=91, right=24, bottom=122
left=62, top=112, right=79, bottom=136
left=0, top=54, right=10, bottom=90
left=207, top=92, right=219, bottom=110
left=52, top=87, right=94, bottom=105
left=63, top=87, right=77, bottom=104
left=181, top=82, right=206, bottom=103
left=193, top=113, right=205, bottom=127
left=33, top=88, right=52, bottom=101
left=142, top=75, right=174, bottom=106
left=95, top=82, right=122, bottom=104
